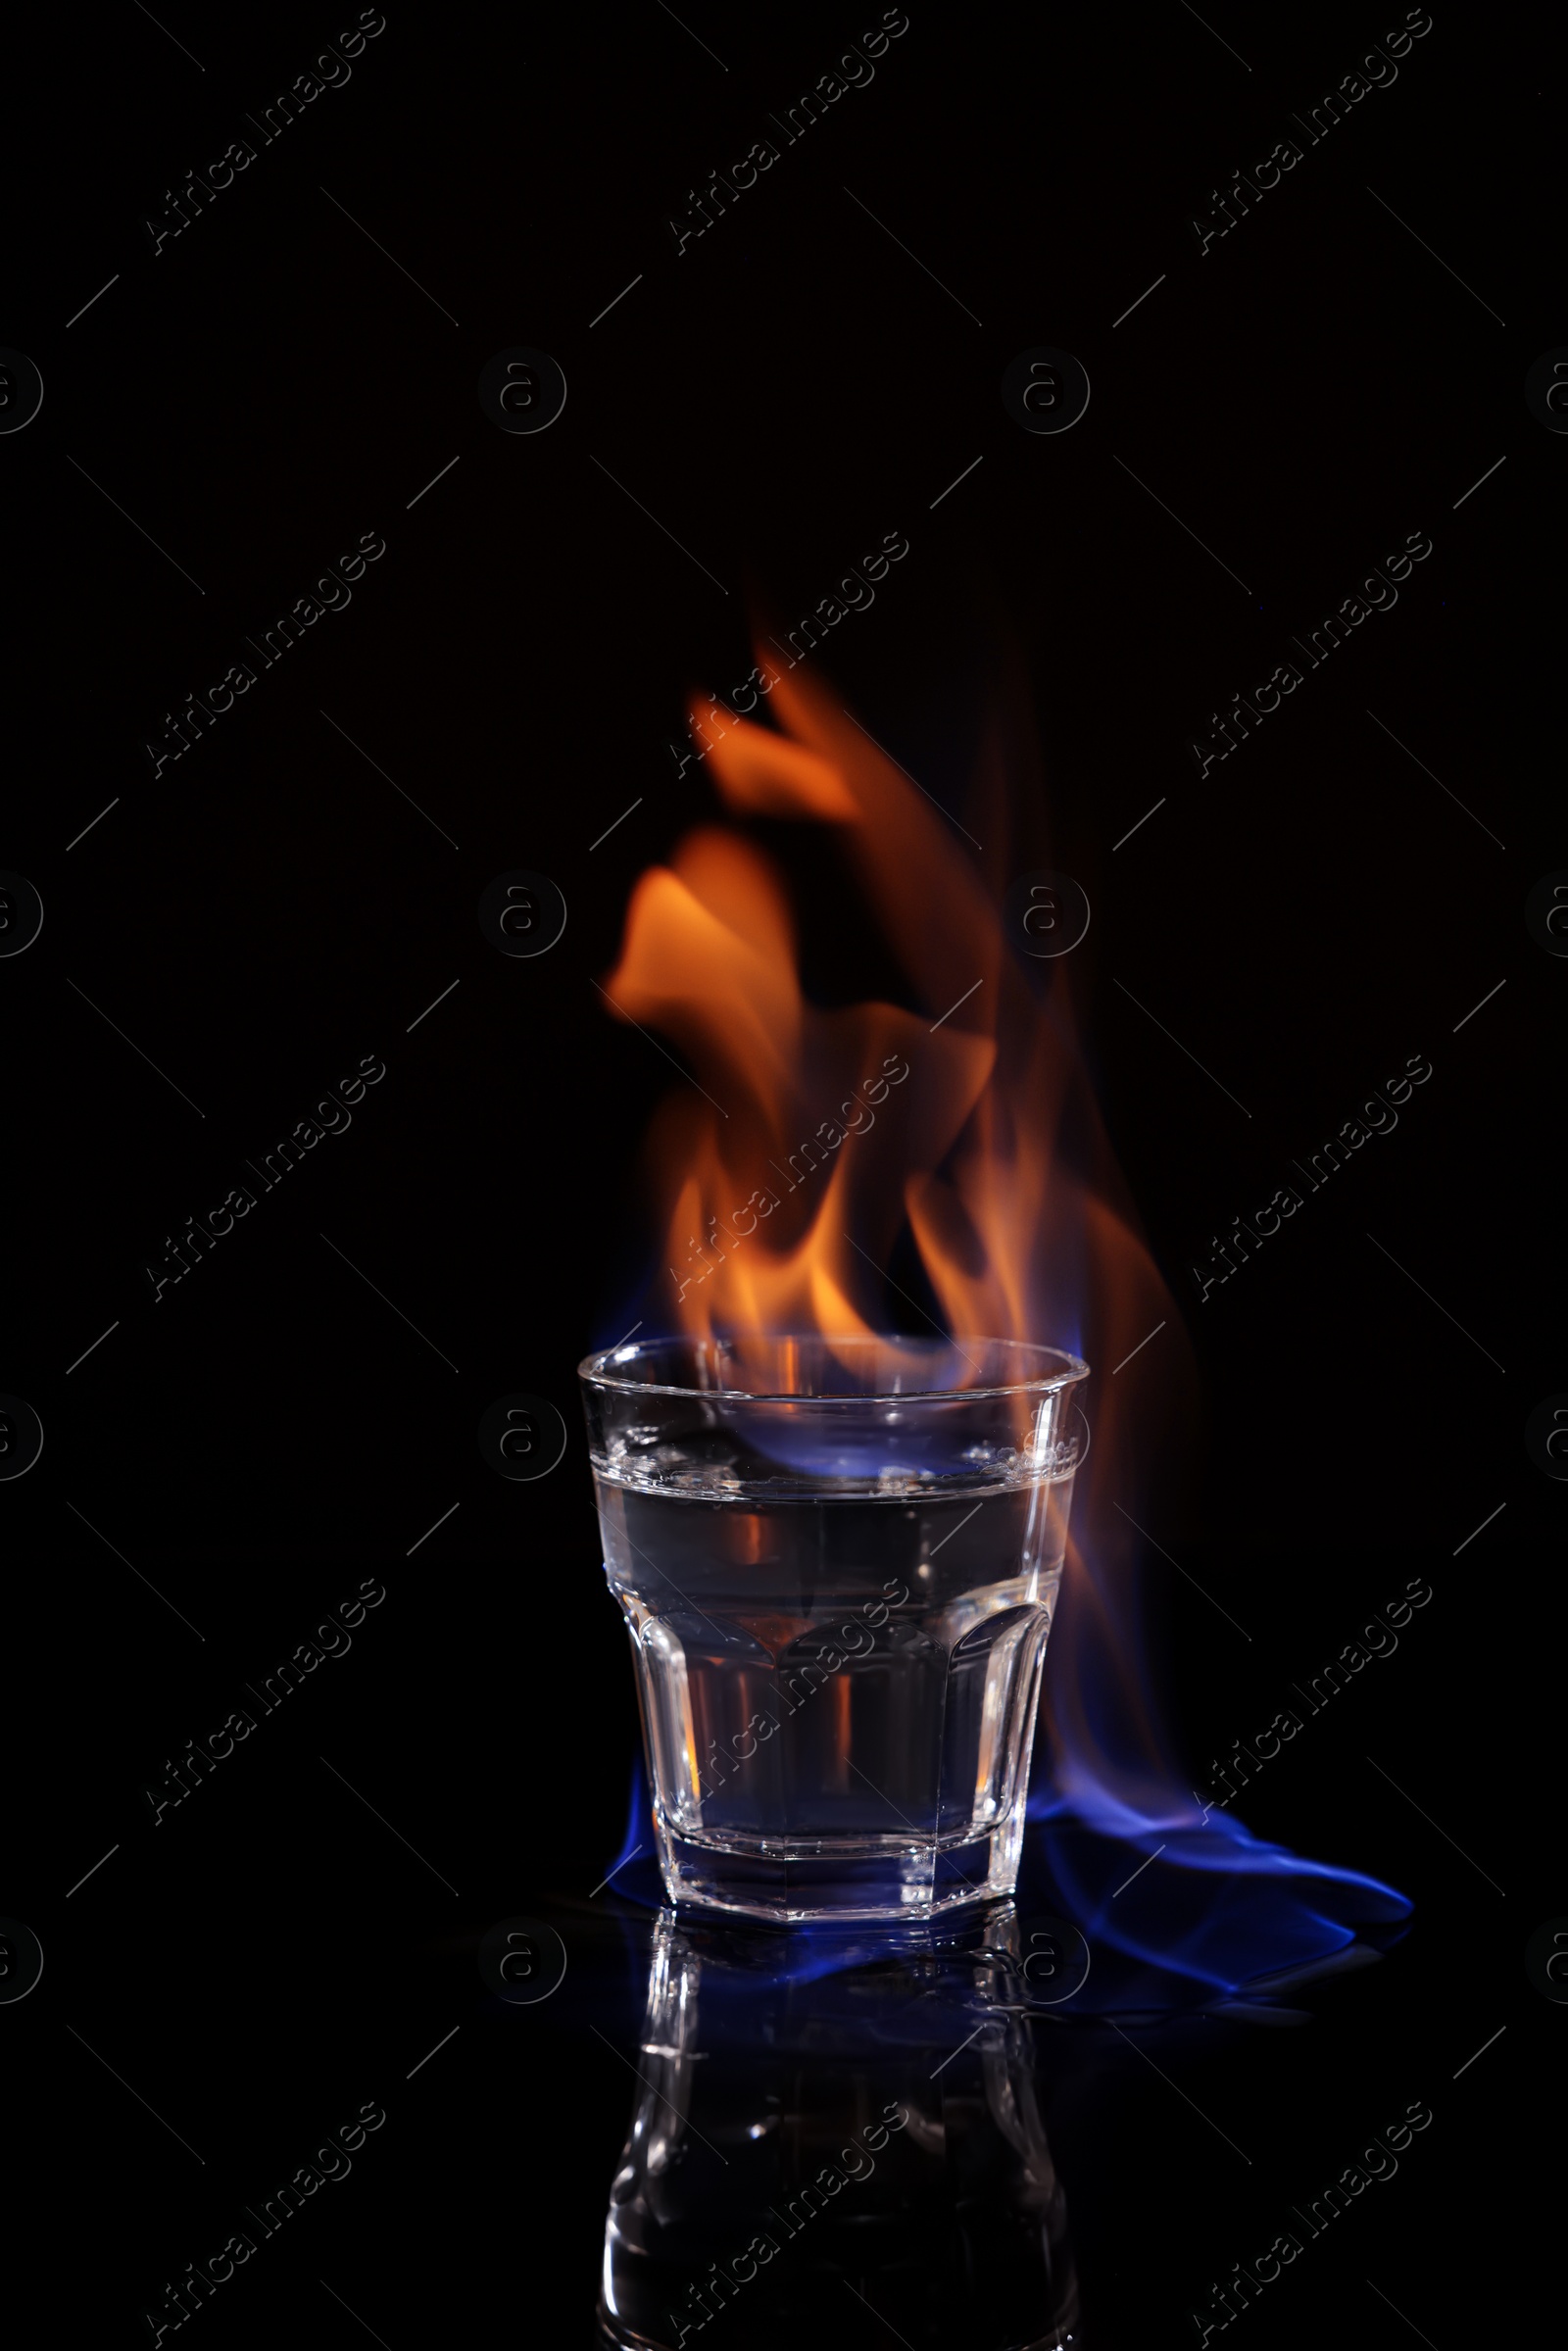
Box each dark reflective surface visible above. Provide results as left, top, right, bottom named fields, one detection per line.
left=597, top=1909, right=1079, bottom=2349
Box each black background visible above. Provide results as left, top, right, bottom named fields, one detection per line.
left=1, top=1, right=1553, bottom=2343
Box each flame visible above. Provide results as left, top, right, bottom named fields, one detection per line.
left=605, top=821, right=995, bottom=1357
left=604, top=662, right=1159, bottom=1365
left=597, top=646, right=1408, bottom=1982
left=602, top=648, right=1184, bottom=1809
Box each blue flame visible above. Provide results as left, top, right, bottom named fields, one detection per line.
left=1024, top=1788, right=1410, bottom=1999
left=597, top=1763, right=1408, bottom=2007
left=606, top=1753, right=650, bottom=1885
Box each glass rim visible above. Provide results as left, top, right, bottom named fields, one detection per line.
left=577, top=1331, right=1091, bottom=1404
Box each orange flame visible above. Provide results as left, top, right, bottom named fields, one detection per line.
left=605, top=656, right=1173, bottom=1366
left=603, top=646, right=1197, bottom=1813
left=606, top=811, right=996, bottom=1357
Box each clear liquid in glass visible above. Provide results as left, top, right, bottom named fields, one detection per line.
left=596, top=1473, right=1072, bottom=1921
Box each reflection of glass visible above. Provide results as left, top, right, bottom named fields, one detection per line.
left=597, top=1914, right=1078, bottom=2349
left=580, top=1336, right=1089, bottom=1922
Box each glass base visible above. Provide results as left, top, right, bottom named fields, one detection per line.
left=654, top=1796, right=1029, bottom=1923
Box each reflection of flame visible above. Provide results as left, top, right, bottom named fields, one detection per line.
left=599, top=648, right=1407, bottom=1985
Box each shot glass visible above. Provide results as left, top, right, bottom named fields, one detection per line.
left=580, top=1334, right=1089, bottom=1923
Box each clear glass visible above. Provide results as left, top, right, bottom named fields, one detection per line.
left=580, top=1334, right=1090, bottom=1923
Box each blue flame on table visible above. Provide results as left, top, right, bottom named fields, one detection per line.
left=1023, top=1787, right=1409, bottom=2001
left=598, top=1751, right=1409, bottom=2010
